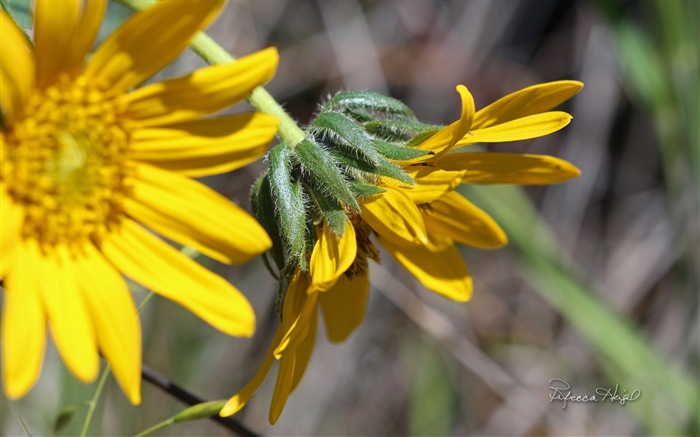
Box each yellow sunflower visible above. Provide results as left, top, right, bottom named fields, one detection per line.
left=0, top=0, right=279, bottom=403
left=221, top=80, right=582, bottom=423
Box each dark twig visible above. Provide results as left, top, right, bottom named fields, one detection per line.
left=141, top=364, right=260, bottom=437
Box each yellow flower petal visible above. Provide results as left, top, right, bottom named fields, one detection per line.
left=473, top=80, right=583, bottom=129
left=34, top=0, right=106, bottom=88
left=2, top=241, right=46, bottom=399
left=361, top=186, right=429, bottom=248
left=101, top=219, right=256, bottom=337
left=269, top=348, right=296, bottom=425
left=423, top=191, right=507, bottom=248
left=118, top=48, right=279, bottom=127
left=319, top=271, right=370, bottom=343
left=41, top=244, right=100, bottom=383
left=274, top=291, right=318, bottom=359
left=400, top=168, right=465, bottom=204
left=78, top=244, right=141, bottom=405
left=129, top=113, right=278, bottom=177
left=85, top=0, right=224, bottom=95
left=456, top=111, right=572, bottom=147
left=290, top=309, right=317, bottom=392
left=1, top=187, right=23, bottom=275
left=437, top=152, right=581, bottom=185
left=378, top=235, right=473, bottom=301
left=418, top=85, right=475, bottom=158
left=220, top=329, right=283, bottom=417
left=0, top=10, right=35, bottom=122
left=125, top=163, right=271, bottom=265
left=309, top=221, right=357, bottom=293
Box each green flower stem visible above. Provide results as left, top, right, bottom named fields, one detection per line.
left=116, top=0, right=306, bottom=148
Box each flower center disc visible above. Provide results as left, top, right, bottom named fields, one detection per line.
left=1, top=78, right=131, bottom=248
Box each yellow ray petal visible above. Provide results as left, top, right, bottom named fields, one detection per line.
left=33, top=0, right=80, bottom=88
left=309, top=221, right=357, bottom=293
left=118, top=48, right=279, bottom=127
left=129, top=113, right=278, bottom=177
left=291, top=309, right=317, bottom=391
left=423, top=191, right=507, bottom=248
left=319, top=271, right=370, bottom=343
left=0, top=10, right=35, bottom=122
left=1, top=188, right=23, bottom=275
left=400, top=168, right=465, bottom=204
left=125, top=163, right=271, bottom=265
left=101, top=219, right=256, bottom=337
left=361, top=186, right=428, bottom=248
left=220, top=329, right=284, bottom=417
left=437, top=152, right=581, bottom=185
left=2, top=240, right=46, bottom=399
left=473, top=80, right=583, bottom=129
left=41, top=244, right=100, bottom=382
left=274, top=291, right=318, bottom=359
left=418, top=85, right=475, bottom=158
left=378, top=236, right=473, bottom=301
left=455, top=111, right=572, bottom=147
left=34, top=0, right=106, bottom=87
left=79, top=244, right=141, bottom=404
left=85, top=0, right=224, bottom=95
left=269, top=348, right=296, bottom=425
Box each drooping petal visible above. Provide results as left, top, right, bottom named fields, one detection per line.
left=378, top=236, right=473, bottom=301
left=220, top=329, right=284, bottom=417
left=0, top=10, right=35, bottom=122
left=400, top=168, right=465, bottom=204
left=274, top=291, right=318, bottom=359
left=274, top=271, right=316, bottom=358
left=269, top=348, right=296, bottom=425
left=2, top=240, right=46, bottom=399
left=309, top=221, right=357, bottom=293
left=423, top=191, right=507, bottom=248
left=129, top=113, right=278, bottom=177
left=290, top=309, right=317, bottom=391
left=473, top=80, right=583, bottom=129
left=34, top=0, right=106, bottom=87
left=41, top=244, right=100, bottom=382
left=319, top=271, right=370, bottom=343
left=85, top=0, right=224, bottom=95
left=361, top=186, right=428, bottom=248
left=455, top=112, right=572, bottom=147
left=125, top=163, right=271, bottom=265
left=78, top=244, right=141, bottom=404
left=418, top=85, right=474, bottom=158
left=437, top=152, right=581, bottom=185
left=118, top=48, right=279, bottom=127
left=101, top=219, right=255, bottom=337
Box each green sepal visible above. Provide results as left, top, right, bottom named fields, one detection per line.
left=330, top=147, right=414, bottom=185
left=268, top=144, right=307, bottom=266
left=404, top=127, right=442, bottom=148
left=364, top=120, right=438, bottom=142
left=294, top=139, right=359, bottom=211
left=324, top=90, right=414, bottom=116
left=307, top=184, right=347, bottom=236
left=251, top=174, right=285, bottom=275
left=372, top=139, right=433, bottom=161
left=311, top=111, right=383, bottom=166
left=351, top=179, right=386, bottom=198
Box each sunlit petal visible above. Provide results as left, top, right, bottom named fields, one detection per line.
left=126, top=163, right=271, bottom=264
left=0, top=10, right=35, bottom=122
left=309, top=221, right=357, bottom=293
left=86, top=0, right=224, bottom=94
left=438, top=152, right=581, bottom=185
left=361, top=186, right=428, bottom=247
left=129, top=114, right=278, bottom=177
left=379, top=236, right=473, bottom=301
left=101, top=219, right=256, bottom=337
left=456, top=112, right=572, bottom=147
left=319, top=271, right=370, bottom=343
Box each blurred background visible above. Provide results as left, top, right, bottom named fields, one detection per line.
left=2, top=0, right=698, bottom=436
